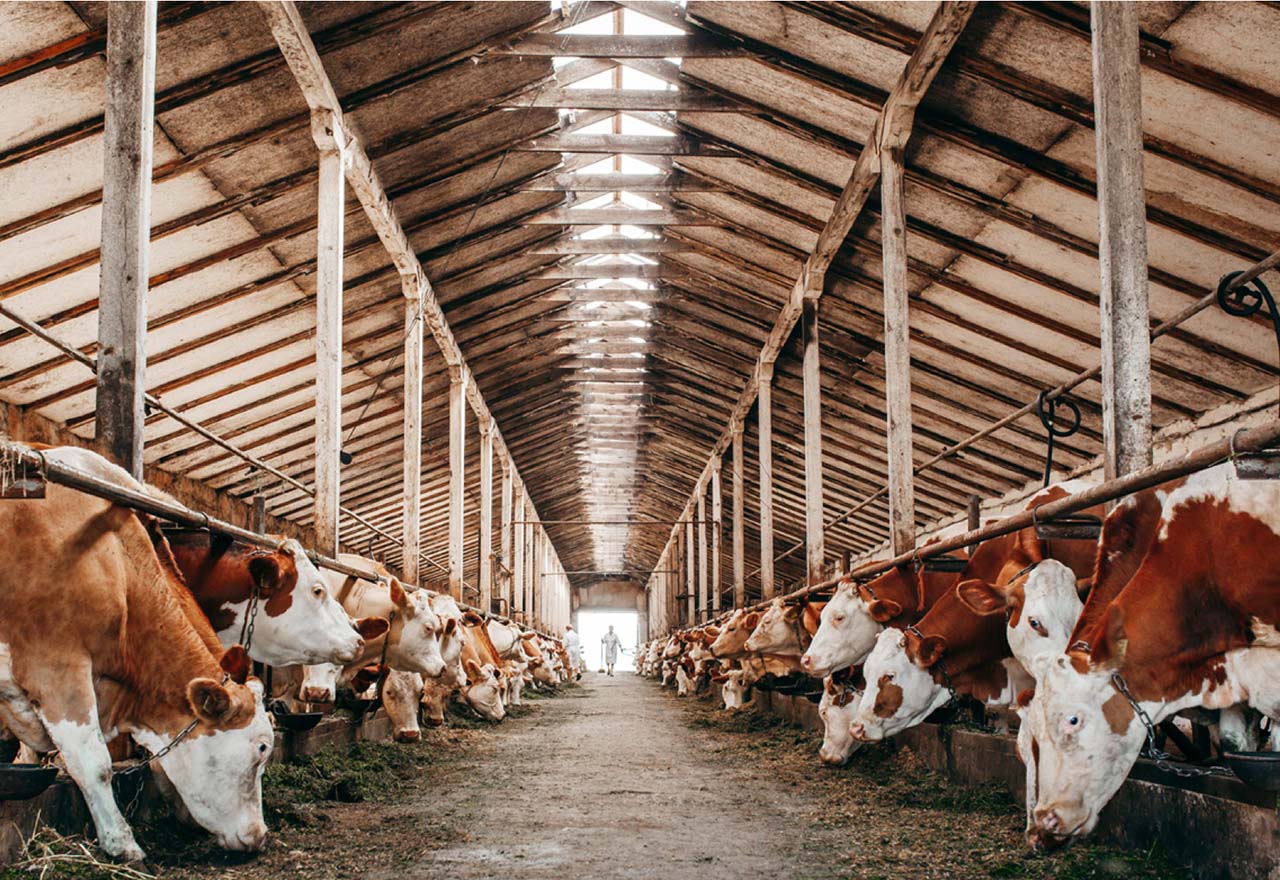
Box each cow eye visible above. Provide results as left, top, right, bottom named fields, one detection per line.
left=1066, top=714, right=1080, bottom=727
left=834, top=613, right=846, bottom=624
left=258, top=743, right=269, bottom=755
left=312, top=586, right=324, bottom=599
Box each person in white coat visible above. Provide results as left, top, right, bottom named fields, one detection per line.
left=563, top=625, right=583, bottom=679
left=601, top=625, right=621, bottom=677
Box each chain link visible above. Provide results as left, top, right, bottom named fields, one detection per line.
left=1110, top=673, right=1234, bottom=779
left=238, top=575, right=264, bottom=654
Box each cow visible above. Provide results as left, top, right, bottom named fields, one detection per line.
left=381, top=670, right=424, bottom=743
left=457, top=613, right=507, bottom=721
left=0, top=445, right=272, bottom=860
left=850, top=583, right=1032, bottom=743
left=818, top=669, right=864, bottom=766
left=743, top=598, right=826, bottom=656
left=1020, top=464, right=1280, bottom=850
left=161, top=527, right=386, bottom=667
left=521, top=631, right=558, bottom=687
left=711, top=666, right=752, bottom=710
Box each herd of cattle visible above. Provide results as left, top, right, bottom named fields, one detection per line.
left=639, top=463, right=1280, bottom=851
left=0, top=444, right=581, bottom=863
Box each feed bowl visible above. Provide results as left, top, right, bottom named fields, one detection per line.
left=272, top=711, right=324, bottom=732
left=0, top=764, right=58, bottom=800
left=1223, top=751, right=1280, bottom=792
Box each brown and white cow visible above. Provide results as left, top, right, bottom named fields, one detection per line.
left=0, top=445, right=272, bottom=860
left=457, top=612, right=507, bottom=721
left=381, top=670, right=425, bottom=743
left=162, top=528, right=384, bottom=667
left=521, top=630, right=558, bottom=687
left=818, top=668, right=864, bottom=766
left=1022, top=464, right=1280, bottom=849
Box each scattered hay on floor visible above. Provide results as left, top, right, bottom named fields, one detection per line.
left=1, top=824, right=155, bottom=880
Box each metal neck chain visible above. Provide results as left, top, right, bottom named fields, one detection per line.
left=116, top=717, right=201, bottom=778
left=238, top=575, right=264, bottom=653
left=1110, top=672, right=1233, bottom=779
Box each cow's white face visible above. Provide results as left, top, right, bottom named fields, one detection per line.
left=661, top=660, right=675, bottom=686
left=463, top=662, right=505, bottom=721
left=818, top=677, right=863, bottom=765
left=382, top=670, right=424, bottom=742
left=298, top=662, right=339, bottom=704
left=957, top=560, right=1082, bottom=675
left=802, top=584, right=888, bottom=676
left=675, top=663, right=691, bottom=697
left=146, top=678, right=272, bottom=852
left=720, top=670, right=750, bottom=710
left=662, top=638, right=682, bottom=659
left=387, top=592, right=447, bottom=679
left=743, top=601, right=799, bottom=654
left=419, top=678, right=450, bottom=727
left=430, top=595, right=467, bottom=679
left=850, top=629, right=947, bottom=742
left=1022, top=656, right=1144, bottom=849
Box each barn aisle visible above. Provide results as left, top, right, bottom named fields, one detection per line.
left=395, top=675, right=844, bottom=880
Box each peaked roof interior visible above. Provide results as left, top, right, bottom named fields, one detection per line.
left=1, top=1, right=1278, bottom=601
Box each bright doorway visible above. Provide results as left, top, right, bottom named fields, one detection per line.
left=578, top=610, right=638, bottom=672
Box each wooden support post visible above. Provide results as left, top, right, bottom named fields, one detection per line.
left=881, top=144, right=916, bottom=555
left=525, top=509, right=536, bottom=620
left=478, top=420, right=494, bottom=613
left=758, top=361, right=776, bottom=598
left=710, top=462, right=722, bottom=614
left=96, top=0, right=156, bottom=479
left=802, top=298, right=826, bottom=584
left=402, top=290, right=423, bottom=584
left=1091, top=0, right=1152, bottom=480
left=448, top=366, right=466, bottom=599
left=512, top=484, right=525, bottom=615
left=967, top=494, right=982, bottom=553
left=252, top=496, right=266, bottom=534
left=697, top=487, right=708, bottom=622
left=313, top=130, right=346, bottom=557
left=501, top=460, right=513, bottom=609
left=731, top=422, right=745, bottom=608
left=685, top=516, right=695, bottom=624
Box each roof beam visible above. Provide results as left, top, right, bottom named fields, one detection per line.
left=527, top=236, right=691, bottom=255
left=258, top=0, right=570, bottom=582
left=498, top=87, right=742, bottom=111
left=490, top=33, right=739, bottom=58
left=524, top=207, right=719, bottom=225
left=517, top=133, right=734, bottom=155
left=521, top=172, right=723, bottom=193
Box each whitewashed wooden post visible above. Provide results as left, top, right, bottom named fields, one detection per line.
left=710, top=462, right=722, bottom=614
left=512, top=483, right=525, bottom=616
left=731, top=421, right=745, bottom=608
left=758, top=360, right=776, bottom=597
left=478, top=419, right=494, bottom=613
left=802, top=298, right=826, bottom=583
left=448, top=365, right=467, bottom=599
left=697, top=486, right=708, bottom=623
left=501, top=459, right=513, bottom=610
left=880, top=144, right=916, bottom=554
left=1091, top=0, right=1152, bottom=479
left=96, top=0, right=156, bottom=479
left=313, top=113, right=348, bottom=557
left=402, top=288, right=423, bottom=583
left=685, top=513, right=695, bottom=624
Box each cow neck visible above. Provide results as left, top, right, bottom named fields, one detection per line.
left=913, top=588, right=1012, bottom=687
left=106, top=527, right=229, bottom=738
left=164, top=530, right=296, bottom=628
left=1076, top=499, right=1279, bottom=703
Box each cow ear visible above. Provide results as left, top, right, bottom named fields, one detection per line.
left=706, top=625, right=720, bottom=638
left=220, top=645, right=251, bottom=684
left=389, top=578, right=410, bottom=610
left=521, top=631, right=538, bottom=641
left=247, top=556, right=282, bottom=593
left=355, top=616, right=390, bottom=641
left=1090, top=606, right=1128, bottom=669
left=915, top=635, right=947, bottom=668
left=463, top=610, right=485, bottom=626
left=782, top=605, right=800, bottom=621
left=351, top=665, right=385, bottom=694
left=443, top=617, right=458, bottom=636
left=744, top=612, right=761, bottom=629
left=956, top=579, right=1008, bottom=616
left=188, top=678, right=233, bottom=724
left=464, top=659, right=484, bottom=681
left=1016, top=687, right=1036, bottom=708
left=867, top=598, right=903, bottom=623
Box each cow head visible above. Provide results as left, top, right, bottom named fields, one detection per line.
left=709, top=609, right=760, bottom=658
left=382, top=670, right=424, bottom=743
left=298, top=662, right=340, bottom=704
left=744, top=600, right=804, bottom=654
left=384, top=580, right=448, bottom=679
left=818, top=671, right=863, bottom=765
left=1021, top=621, right=1144, bottom=851
left=419, top=677, right=450, bottom=727
left=143, top=646, right=272, bottom=852
left=719, top=668, right=751, bottom=710
left=462, top=659, right=506, bottom=721
left=849, top=628, right=949, bottom=742
left=957, top=560, right=1082, bottom=672
left=428, top=593, right=467, bottom=686
left=803, top=575, right=905, bottom=676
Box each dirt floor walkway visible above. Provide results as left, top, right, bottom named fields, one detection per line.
left=387, top=673, right=845, bottom=880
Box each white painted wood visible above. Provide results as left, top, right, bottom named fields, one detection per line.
left=313, top=145, right=345, bottom=557
left=731, top=422, right=745, bottom=608
left=697, top=488, right=708, bottom=622
left=1091, top=0, right=1152, bottom=480
left=479, top=419, right=494, bottom=613
left=501, top=459, right=513, bottom=610
left=880, top=146, right=917, bottom=555
left=758, top=361, right=775, bottom=598
left=96, top=0, right=156, bottom=479
left=685, top=516, right=695, bottom=625
left=402, top=291, right=423, bottom=584
left=802, top=298, right=825, bottom=584
left=448, top=366, right=467, bottom=599
left=710, top=463, right=722, bottom=614
left=512, top=484, right=525, bottom=616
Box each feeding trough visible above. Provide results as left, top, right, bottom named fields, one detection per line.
left=0, top=764, right=58, bottom=801
left=272, top=710, right=324, bottom=732
left=1223, top=752, right=1280, bottom=792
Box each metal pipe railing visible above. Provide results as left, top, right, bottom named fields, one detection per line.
left=669, top=418, right=1280, bottom=632
left=744, top=251, right=1280, bottom=580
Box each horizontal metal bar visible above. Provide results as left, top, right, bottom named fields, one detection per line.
left=513, top=519, right=716, bottom=526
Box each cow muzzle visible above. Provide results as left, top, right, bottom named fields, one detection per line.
left=1027, top=808, right=1080, bottom=851
left=394, top=730, right=421, bottom=743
